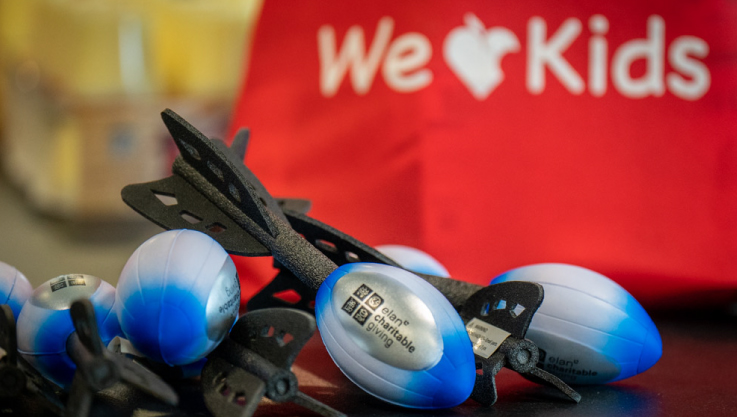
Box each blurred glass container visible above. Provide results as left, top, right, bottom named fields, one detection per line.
left=0, top=0, right=262, bottom=221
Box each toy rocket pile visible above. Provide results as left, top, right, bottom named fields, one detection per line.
left=0, top=110, right=661, bottom=416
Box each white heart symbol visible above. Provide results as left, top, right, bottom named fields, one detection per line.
left=444, top=13, right=520, bottom=100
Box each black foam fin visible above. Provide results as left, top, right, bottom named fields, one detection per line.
left=209, top=133, right=289, bottom=225
left=457, top=284, right=581, bottom=405
left=276, top=198, right=312, bottom=215
left=246, top=269, right=317, bottom=313
left=230, top=128, right=250, bottom=162
left=122, top=176, right=270, bottom=256
left=460, top=281, right=544, bottom=339
left=472, top=350, right=506, bottom=406
left=202, top=309, right=345, bottom=417
left=229, top=308, right=316, bottom=370
left=201, top=357, right=266, bottom=417
left=282, top=209, right=400, bottom=267
left=528, top=367, right=582, bottom=403
left=161, top=109, right=280, bottom=238
left=68, top=300, right=179, bottom=410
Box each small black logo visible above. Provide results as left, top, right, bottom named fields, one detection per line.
left=366, top=293, right=384, bottom=310
left=353, top=284, right=372, bottom=300
left=342, top=297, right=359, bottom=314
left=353, top=307, right=371, bottom=325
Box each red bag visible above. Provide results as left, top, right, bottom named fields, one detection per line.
left=230, top=0, right=737, bottom=308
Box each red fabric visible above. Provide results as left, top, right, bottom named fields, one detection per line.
left=230, top=0, right=737, bottom=308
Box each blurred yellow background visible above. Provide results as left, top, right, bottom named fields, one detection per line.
left=0, top=0, right=262, bottom=285
left=0, top=0, right=262, bottom=220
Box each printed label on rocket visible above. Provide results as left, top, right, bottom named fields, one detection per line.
left=35, top=274, right=100, bottom=310
left=332, top=271, right=443, bottom=371
left=465, top=318, right=511, bottom=358
left=532, top=333, right=621, bottom=383
left=205, top=260, right=240, bottom=340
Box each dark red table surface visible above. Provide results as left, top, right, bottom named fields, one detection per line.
left=7, top=310, right=737, bottom=416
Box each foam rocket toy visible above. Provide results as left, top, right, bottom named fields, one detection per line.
left=121, top=110, right=583, bottom=407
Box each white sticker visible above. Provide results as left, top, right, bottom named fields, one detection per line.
left=465, top=318, right=511, bottom=359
